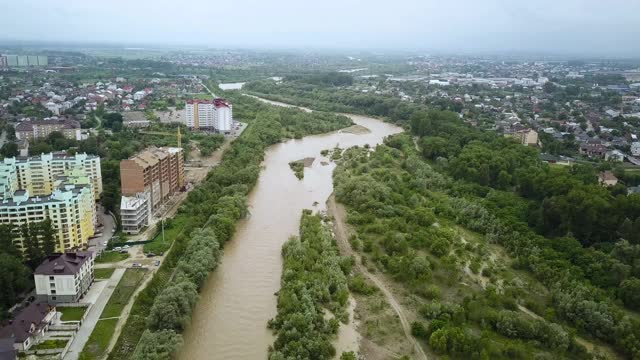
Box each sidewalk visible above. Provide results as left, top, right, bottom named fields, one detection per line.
left=63, top=268, right=126, bottom=360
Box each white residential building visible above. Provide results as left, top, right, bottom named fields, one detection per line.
left=185, top=98, right=233, bottom=132
left=120, top=193, right=151, bottom=234
left=34, top=251, right=94, bottom=303
left=631, top=142, right=640, bottom=156
left=133, top=91, right=147, bottom=101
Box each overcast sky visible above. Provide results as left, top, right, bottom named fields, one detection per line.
left=1, top=0, right=639, bottom=56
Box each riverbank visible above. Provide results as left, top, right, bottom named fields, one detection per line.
left=179, top=97, right=401, bottom=360
left=109, top=94, right=354, bottom=360
left=327, top=194, right=426, bottom=360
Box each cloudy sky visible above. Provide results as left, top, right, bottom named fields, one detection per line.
left=1, top=0, right=639, bottom=56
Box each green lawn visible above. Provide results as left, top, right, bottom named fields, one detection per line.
left=58, top=306, right=87, bottom=321
left=79, top=268, right=147, bottom=360
left=95, top=251, right=129, bottom=264
left=94, top=268, right=115, bottom=279
left=78, top=319, right=118, bottom=360
left=32, top=339, right=68, bottom=350
left=143, top=216, right=187, bottom=253
left=101, top=269, right=147, bottom=318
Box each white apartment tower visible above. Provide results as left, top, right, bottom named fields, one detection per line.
left=185, top=98, right=233, bottom=132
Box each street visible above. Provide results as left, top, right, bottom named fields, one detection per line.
left=87, top=204, right=116, bottom=255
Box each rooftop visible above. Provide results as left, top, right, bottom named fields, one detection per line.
left=0, top=302, right=55, bottom=343
left=34, top=251, right=93, bottom=276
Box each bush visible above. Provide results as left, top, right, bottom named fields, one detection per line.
left=131, top=330, right=183, bottom=360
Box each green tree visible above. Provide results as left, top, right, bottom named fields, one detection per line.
left=0, top=142, right=18, bottom=158
left=131, top=330, right=183, bottom=360
left=40, top=219, right=56, bottom=255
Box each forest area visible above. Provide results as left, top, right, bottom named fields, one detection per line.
left=332, top=114, right=640, bottom=359
left=244, top=76, right=640, bottom=359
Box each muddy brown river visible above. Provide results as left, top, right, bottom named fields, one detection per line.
left=179, top=97, right=402, bottom=360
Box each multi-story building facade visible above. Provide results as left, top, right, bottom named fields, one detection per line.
left=34, top=251, right=94, bottom=303
left=506, top=129, right=539, bottom=146
left=15, top=119, right=82, bottom=141
left=185, top=98, right=233, bottom=132
left=120, top=147, right=184, bottom=234
left=213, top=98, right=233, bottom=132
left=0, top=152, right=101, bottom=252
left=1, top=152, right=102, bottom=200
left=1, top=55, right=48, bottom=67
left=632, top=142, right=640, bottom=157
left=120, top=193, right=151, bottom=234
left=0, top=184, right=96, bottom=251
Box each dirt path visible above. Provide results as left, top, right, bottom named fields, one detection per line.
left=327, top=194, right=428, bottom=360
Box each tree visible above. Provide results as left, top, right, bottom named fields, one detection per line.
left=40, top=219, right=56, bottom=255
left=619, top=278, right=640, bottom=310
left=147, top=281, right=198, bottom=332
left=131, top=330, right=183, bottom=360
left=0, top=142, right=18, bottom=158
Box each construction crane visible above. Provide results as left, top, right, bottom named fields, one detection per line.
left=139, top=127, right=182, bottom=148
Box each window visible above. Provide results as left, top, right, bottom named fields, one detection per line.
left=52, top=296, right=56, bottom=301
left=51, top=290, right=56, bottom=294
left=49, top=276, right=54, bottom=281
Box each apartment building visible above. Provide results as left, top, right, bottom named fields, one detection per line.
left=120, top=147, right=184, bottom=234
left=0, top=184, right=96, bottom=251
left=34, top=251, right=94, bottom=303
left=15, top=118, right=82, bottom=141
left=185, top=98, right=233, bottom=132
left=1, top=152, right=102, bottom=200
left=120, top=193, right=151, bottom=234
left=506, top=129, right=539, bottom=146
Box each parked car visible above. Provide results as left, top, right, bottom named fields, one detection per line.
left=114, top=247, right=122, bottom=251
left=122, top=245, right=130, bottom=249
left=154, top=260, right=160, bottom=266
left=146, top=252, right=156, bottom=258
left=131, top=263, right=142, bottom=268
left=102, top=241, right=108, bottom=246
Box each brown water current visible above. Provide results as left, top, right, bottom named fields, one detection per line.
left=179, top=97, right=402, bottom=360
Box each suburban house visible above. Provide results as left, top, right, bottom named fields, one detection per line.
left=598, top=171, right=619, bottom=186
left=506, top=128, right=539, bottom=146
left=579, top=142, right=608, bottom=158
left=605, top=149, right=625, bottom=162
left=0, top=302, right=56, bottom=351
left=34, top=252, right=94, bottom=304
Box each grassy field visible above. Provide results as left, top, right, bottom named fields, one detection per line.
left=143, top=216, right=188, bottom=253
left=78, top=319, right=118, bottom=360
left=94, top=268, right=115, bottom=279
left=79, top=269, right=147, bottom=360
left=101, top=269, right=147, bottom=318
left=95, top=251, right=129, bottom=264
left=32, top=339, right=68, bottom=350
left=58, top=306, right=87, bottom=321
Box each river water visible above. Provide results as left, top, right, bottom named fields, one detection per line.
left=179, top=98, right=402, bottom=360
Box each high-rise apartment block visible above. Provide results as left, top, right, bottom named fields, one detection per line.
left=185, top=98, right=233, bottom=132
left=0, top=153, right=102, bottom=252
left=120, top=147, right=184, bottom=234
left=1, top=153, right=102, bottom=200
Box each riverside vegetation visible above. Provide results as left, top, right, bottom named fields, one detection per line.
left=268, top=210, right=353, bottom=360
left=109, top=92, right=352, bottom=359
left=245, top=75, right=640, bottom=358
left=332, top=113, right=640, bottom=359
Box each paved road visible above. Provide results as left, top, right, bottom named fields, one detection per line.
left=63, top=268, right=126, bottom=360
left=87, top=205, right=116, bottom=255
